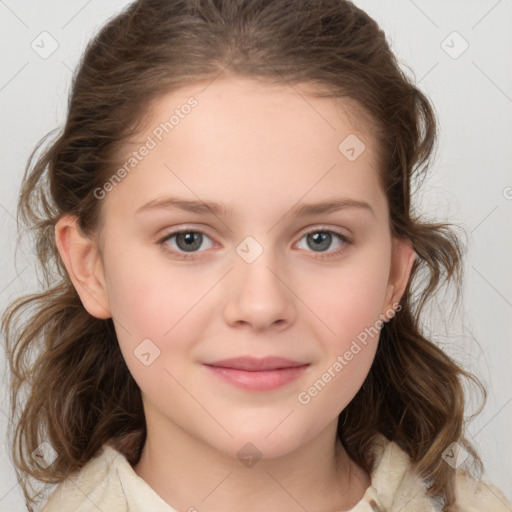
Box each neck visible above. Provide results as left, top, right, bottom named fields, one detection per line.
left=133, top=408, right=370, bottom=512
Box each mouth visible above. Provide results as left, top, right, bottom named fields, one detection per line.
left=203, top=357, right=310, bottom=391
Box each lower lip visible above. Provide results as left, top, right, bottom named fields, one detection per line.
left=204, top=365, right=309, bottom=391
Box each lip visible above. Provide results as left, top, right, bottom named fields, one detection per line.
left=203, top=357, right=310, bottom=391
left=206, top=356, right=308, bottom=371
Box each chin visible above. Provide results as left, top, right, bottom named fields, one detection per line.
left=210, top=421, right=320, bottom=462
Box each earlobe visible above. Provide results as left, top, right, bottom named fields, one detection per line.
left=54, top=215, right=112, bottom=319
left=383, top=238, right=417, bottom=316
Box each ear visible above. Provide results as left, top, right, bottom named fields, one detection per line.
left=55, top=215, right=111, bottom=319
left=382, top=237, right=416, bottom=318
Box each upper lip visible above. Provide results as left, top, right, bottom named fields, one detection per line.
left=204, top=357, right=309, bottom=371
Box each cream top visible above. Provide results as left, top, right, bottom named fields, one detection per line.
left=42, top=434, right=512, bottom=512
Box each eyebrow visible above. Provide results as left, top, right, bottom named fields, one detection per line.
left=135, top=196, right=375, bottom=217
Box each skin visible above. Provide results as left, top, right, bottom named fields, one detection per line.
left=56, top=77, right=415, bottom=512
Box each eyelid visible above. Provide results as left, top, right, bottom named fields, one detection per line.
left=296, top=224, right=351, bottom=240
left=157, top=225, right=215, bottom=243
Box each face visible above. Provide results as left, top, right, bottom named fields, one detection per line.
left=69, top=77, right=413, bottom=459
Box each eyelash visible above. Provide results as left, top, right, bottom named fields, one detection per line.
left=157, top=227, right=351, bottom=261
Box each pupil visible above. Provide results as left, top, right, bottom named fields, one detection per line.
left=308, top=232, right=331, bottom=252
left=177, top=232, right=202, bottom=252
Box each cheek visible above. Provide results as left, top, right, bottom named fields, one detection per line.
left=103, top=250, right=221, bottom=392
left=292, top=244, right=391, bottom=411
left=104, top=248, right=211, bottom=336
left=295, top=339, right=377, bottom=432
left=106, top=258, right=212, bottom=405
left=294, top=259, right=389, bottom=417
left=301, top=244, right=391, bottom=347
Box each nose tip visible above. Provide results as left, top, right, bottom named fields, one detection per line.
left=223, top=252, right=296, bottom=332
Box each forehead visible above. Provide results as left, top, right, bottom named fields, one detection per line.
left=143, top=76, right=377, bottom=156
left=101, top=77, right=386, bottom=223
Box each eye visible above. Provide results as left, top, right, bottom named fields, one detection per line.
left=160, top=230, right=214, bottom=254
left=296, top=229, right=350, bottom=257
left=158, top=227, right=350, bottom=260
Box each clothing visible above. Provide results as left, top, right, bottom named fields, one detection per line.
left=42, top=434, right=511, bottom=512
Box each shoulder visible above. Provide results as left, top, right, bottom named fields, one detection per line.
left=454, top=470, right=512, bottom=512
left=42, top=445, right=129, bottom=512
left=42, top=444, right=175, bottom=512
left=359, top=434, right=512, bottom=512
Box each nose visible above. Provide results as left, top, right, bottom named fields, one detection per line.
left=223, top=248, right=297, bottom=332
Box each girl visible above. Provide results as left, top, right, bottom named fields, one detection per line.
left=2, top=0, right=511, bottom=511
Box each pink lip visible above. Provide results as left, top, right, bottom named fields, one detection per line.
left=203, top=357, right=309, bottom=391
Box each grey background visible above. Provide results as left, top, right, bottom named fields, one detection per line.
left=1, top=0, right=511, bottom=509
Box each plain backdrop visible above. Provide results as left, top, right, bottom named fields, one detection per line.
left=1, top=0, right=511, bottom=510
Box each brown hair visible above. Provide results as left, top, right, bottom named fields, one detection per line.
left=2, top=0, right=485, bottom=510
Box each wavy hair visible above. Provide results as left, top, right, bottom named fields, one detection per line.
left=2, top=0, right=484, bottom=509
